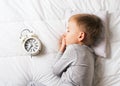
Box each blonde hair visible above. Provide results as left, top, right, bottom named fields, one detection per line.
left=69, top=14, right=103, bottom=46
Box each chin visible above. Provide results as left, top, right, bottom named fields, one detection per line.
left=66, top=43, right=69, bottom=46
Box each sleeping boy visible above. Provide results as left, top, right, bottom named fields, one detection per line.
left=53, top=14, right=103, bottom=86
left=27, top=14, right=103, bottom=86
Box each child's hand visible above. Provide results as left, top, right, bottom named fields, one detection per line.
left=59, top=34, right=66, bottom=52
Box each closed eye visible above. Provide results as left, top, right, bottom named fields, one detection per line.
left=67, top=30, right=69, bottom=32
left=66, top=28, right=70, bottom=32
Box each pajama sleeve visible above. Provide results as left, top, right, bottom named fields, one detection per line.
left=53, top=45, right=76, bottom=76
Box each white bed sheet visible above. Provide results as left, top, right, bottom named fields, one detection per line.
left=0, top=56, right=32, bottom=86
left=0, top=0, right=120, bottom=86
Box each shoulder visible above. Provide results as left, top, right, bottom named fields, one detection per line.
left=66, top=44, right=94, bottom=54
left=71, top=44, right=95, bottom=65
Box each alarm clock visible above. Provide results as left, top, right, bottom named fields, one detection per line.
left=20, top=29, right=42, bottom=56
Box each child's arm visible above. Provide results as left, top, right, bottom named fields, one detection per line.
left=53, top=52, right=73, bottom=76
left=53, top=34, right=68, bottom=76
left=53, top=34, right=66, bottom=66
left=53, top=45, right=75, bottom=76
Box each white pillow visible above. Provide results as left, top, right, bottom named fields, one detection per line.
left=65, top=9, right=109, bottom=58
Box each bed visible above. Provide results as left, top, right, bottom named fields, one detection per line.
left=0, top=0, right=120, bottom=86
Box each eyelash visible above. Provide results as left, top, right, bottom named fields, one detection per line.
left=66, top=30, right=69, bottom=32
left=66, top=26, right=70, bottom=32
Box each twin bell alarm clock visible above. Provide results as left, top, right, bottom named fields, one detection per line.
left=20, top=29, right=42, bottom=56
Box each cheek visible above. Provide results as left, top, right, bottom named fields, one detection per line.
left=66, top=34, right=72, bottom=40
left=65, top=34, right=78, bottom=43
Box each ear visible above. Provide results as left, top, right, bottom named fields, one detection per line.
left=78, top=32, right=85, bottom=42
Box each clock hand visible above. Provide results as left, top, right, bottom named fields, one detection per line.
left=28, top=44, right=33, bottom=52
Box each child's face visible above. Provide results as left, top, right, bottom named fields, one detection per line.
left=65, top=19, right=84, bottom=45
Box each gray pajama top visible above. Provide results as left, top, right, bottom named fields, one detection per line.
left=53, top=44, right=95, bottom=86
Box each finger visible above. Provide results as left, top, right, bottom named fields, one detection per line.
left=62, top=38, right=66, bottom=45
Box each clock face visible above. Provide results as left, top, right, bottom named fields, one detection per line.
left=24, top=38, right=40, bottom=54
